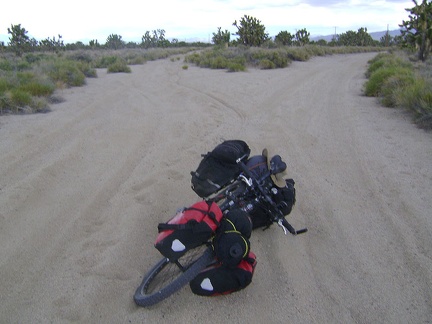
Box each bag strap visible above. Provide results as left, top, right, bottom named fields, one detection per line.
left=183, top=206, right=220, bottom=227
left=158, top=223, right=193, bottom=232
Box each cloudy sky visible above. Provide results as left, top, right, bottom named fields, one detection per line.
left=0, top=0, right=413, bottom=44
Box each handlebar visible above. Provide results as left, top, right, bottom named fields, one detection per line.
left=236, top=160, right=307, bottom=236
left=279, top=218, right=308, bottom=236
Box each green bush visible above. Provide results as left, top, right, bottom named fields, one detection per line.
left=0, top=94, right=13, bottom=113
left=185, top=52, right=201, bottom=64
left=397, top=78, right=432, bottom=117
left=364, top=66, right=413, bottom=97
left=286, top=48, right=310, bottom=61
left=11, top=88, right=32, bottom=107
left=66, top=51, right=93, bottom=63
left=259, top=59, right=276, bottom=69
left=48, top=60, right=86, bottom=87
left=0, top=59, right=13, bottom=71
left=0, top=78, right=10, bottom=93
left=19, top=81, right=55, bottom=97
left=210, top=56, right=228, bottom=69
left=124, top=53, right=146, bottom=65
left=380, top=73, right=416, bottom=107
left=76, top=61, right=97, bottom=78
left=227, top=62, right=246, bottom=72
left=270, top=51, right=289, bottom=68
left=107, top=58, right=131, bottom=73
left=94, top=55, right=119, bottom=68
left=365, top=53, right=412, bottom=78
left=365, top=52, right=432, bottom=129
left=25, top=53, right=43, bottom=64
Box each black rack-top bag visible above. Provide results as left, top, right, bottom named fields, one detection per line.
left=191, top=140, right=250, bottom=198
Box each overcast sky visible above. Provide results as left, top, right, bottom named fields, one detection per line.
left=0, top=0, right=414, bottom=44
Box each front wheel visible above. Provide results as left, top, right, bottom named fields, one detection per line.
left=134, top=245, right=214, bottom=307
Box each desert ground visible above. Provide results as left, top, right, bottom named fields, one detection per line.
left=0, top=52, right=431, bottom=323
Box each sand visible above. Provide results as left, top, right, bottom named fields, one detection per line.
left=0, top=52, right=431, bottom=323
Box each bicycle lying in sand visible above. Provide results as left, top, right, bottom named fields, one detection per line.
left=133, top=154, right=307, bottom=307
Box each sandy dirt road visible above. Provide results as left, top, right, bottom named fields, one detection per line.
left=0, top=52, right=431, bottom=323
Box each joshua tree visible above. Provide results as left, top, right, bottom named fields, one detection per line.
left=232, top=15, right=269, bottom=47
left=399, top=0, right=432, bottom=61
left=7, top=24, right=31, bottom=56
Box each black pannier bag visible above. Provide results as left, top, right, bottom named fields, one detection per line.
left=247, top=178, right=296, bottom=229
left=245, top=153, right=296, bottom=229
left=272, top=178, right=296, bottom=216
left=191, top=140, right=250, bottom=198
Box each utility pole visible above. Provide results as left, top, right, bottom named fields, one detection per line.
left=386, top=24, right=389, bottom=47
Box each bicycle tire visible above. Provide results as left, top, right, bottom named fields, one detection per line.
left=134, top=245, right=214, bottom=307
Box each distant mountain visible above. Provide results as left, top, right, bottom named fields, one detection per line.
left=311, top=29, right=402, bottom=42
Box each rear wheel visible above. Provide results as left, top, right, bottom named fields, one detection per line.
left=134, top=245, right=214, bottom=307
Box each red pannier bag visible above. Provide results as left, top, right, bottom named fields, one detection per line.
left=155, top=201, right=223, bottom=261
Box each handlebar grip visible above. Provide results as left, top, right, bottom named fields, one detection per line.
left=282, top=218, right=308, bottom=235
left=281, top=218, right=297, bottom=235
left=296, top=228, right=308, bottom=235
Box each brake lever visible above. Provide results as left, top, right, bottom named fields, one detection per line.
left=239, top=174, right=253, bottom=187
left=278, top=218, right=308, bottom=236
left=277, top=219, right=288, bottom=235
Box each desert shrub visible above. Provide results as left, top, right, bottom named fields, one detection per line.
left=380, top=73, right=415, bottom=107
left=365, top=52, right=432, bottom=129
left=210, top=55, right=228, bottom=69
left=143, top=49, right=170, bottom=61
left=123, top=53, right=146, bottom=65
left=259, top=59, right=276, bottom=69
left=365, top=53, right=412, bottom=78
left=286, top=48, right=310, bottom=61
left=19, top=81, right=55, bottom=97
left=17, top=71, right=36, bottom=84
left=270, top=51, right=289, bottom=67
left=30, top=97, right=51, bottom=113
left=0, top=78, right=10, bottom=92
left=24, top=53, right=43, bottom=64
left=107, top=58, right=131, bottom=73
left=364, top=66, right=413, bottom=97
left=76, top=61, right=97, bottom=78
left=13, top=60, right=32, bottom=71
left=47, top=60, right=86, bottom=87
left=397, top=78, right=432, bottom=117
left=0, top=94, right=13, bottom=113
left=227, top=62, right=246, bottom=72
left=11, top=88, right=32, bottom=107
left=0, top=59, right=13, bottom=71
left=128, top=56, right=146, bottom=65
left=66, top=51, right=93, bottom=63
left=305, top=45, right=327, bottom=56
left=94, top=55, right=118, bottom=68
left=184, top=52, right=201, bottom=65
